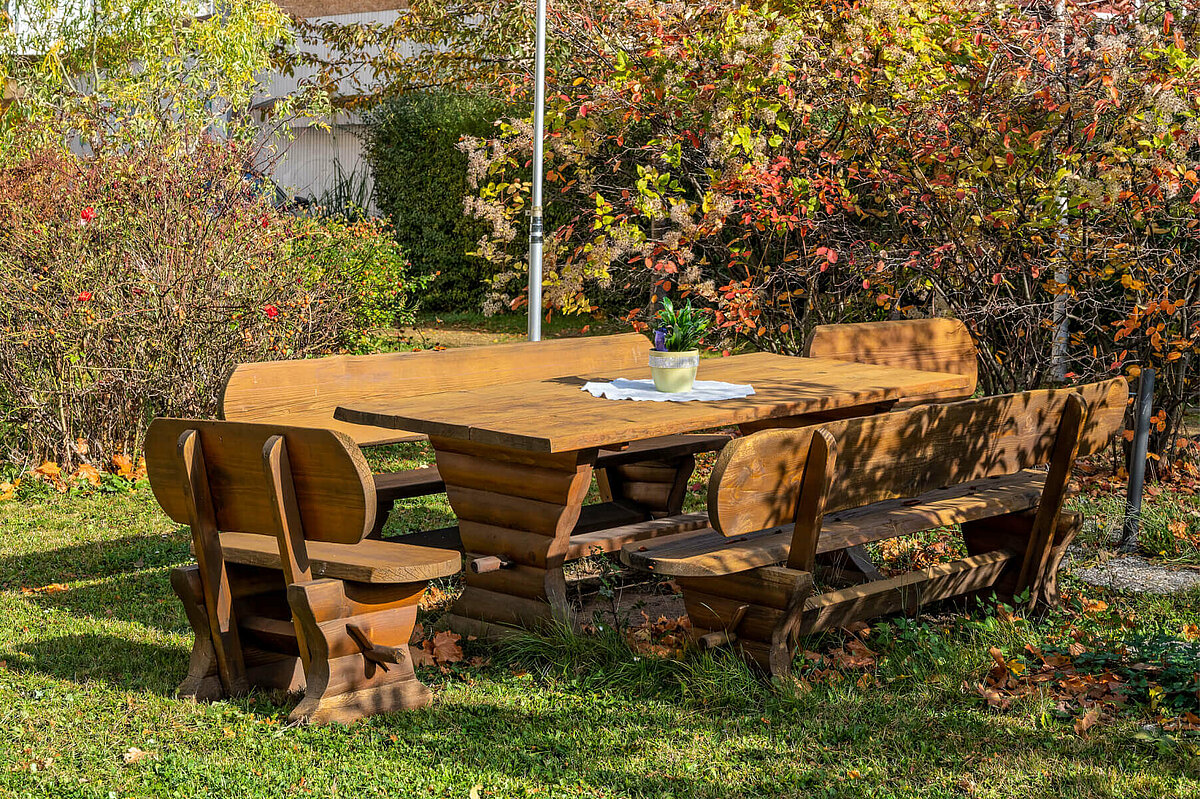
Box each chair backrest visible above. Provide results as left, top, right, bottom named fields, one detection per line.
left=805, top=318, right=978, bottom=401
left=709, top=378, right=1128, bottom=537
left=145, top=418, right=376, bottom=544
left=219, top=333, right=652, bottom=446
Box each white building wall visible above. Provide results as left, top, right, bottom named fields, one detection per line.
left=259, top=9, right=413, bottom=208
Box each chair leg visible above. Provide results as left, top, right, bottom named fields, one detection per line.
left=962, top=510, right=1082, bottom=608
left=170, top=566, right=224, bottom=701
left=286, top=579, right=433, bottom=725
left=678, top=567, right=815, bottom=681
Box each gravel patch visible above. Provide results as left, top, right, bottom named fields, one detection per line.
left=1073, top=555, right=1200, bottom=595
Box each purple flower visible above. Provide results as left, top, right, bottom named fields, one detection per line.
left=653, top=328, right=667, bottom=352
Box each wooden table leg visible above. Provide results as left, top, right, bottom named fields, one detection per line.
left=601, top=454, right=696, bottom=518
left=429, top=437, right=597, bottom=636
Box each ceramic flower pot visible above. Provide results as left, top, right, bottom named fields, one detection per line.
left=649, top=349, right=699, bottom=393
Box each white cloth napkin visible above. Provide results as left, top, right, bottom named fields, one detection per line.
left=581, top=378, right=755, bottom=402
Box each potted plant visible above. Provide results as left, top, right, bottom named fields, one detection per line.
left=649, top=297, right=710, bottom=392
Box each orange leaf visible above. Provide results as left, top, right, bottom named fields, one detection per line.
left=112, top=454, right=135, bottom=479
left=1073, top=708, right=1101, bottom=736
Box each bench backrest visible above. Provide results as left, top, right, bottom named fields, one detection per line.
left=145, top=418, right=376, bottom=544
left=219, top=333, right=652, bottom=446
left=805, top=318, right=978, bottom=401
left=709, top=378, right=1127, bottom=536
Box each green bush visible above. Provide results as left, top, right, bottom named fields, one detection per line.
left=365, top=92, right=501, bottom=311
left=295, top=216, right=430, bottom=352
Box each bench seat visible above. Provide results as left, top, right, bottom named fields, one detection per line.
left=218, top=531, right=461, bottom=584
left=622, top=469, right=1048, bottom=578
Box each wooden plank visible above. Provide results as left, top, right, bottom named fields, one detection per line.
left=565, top=513, right=710, bottom=559
left=221, top=333, right=651, bottom=447
left=795, top=550, right=1014, bottom=635
left=786, top=429, right=835, bottom=572
left=262, top=435, right=315, bottom=670
left=374, top=468, right=444, bottom=502
left=218, top=532, right=461, bottom=583
left=622, top=471, right=1049, bottom=577
left=1018, top=394, right=1085, bottom=605
left=178, top=431, right=249, bottom=695
left=805, top=318, right=978, bottom=401
left=335, top=354, right=973, bottom=453
left=595, top=434, right=731, bottom=466
left=709, top=379, right=1127, bottom=537
left=147, top=418, right=376, bottom=544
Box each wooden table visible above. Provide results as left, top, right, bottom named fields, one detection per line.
left=335, top=352, right=971, bottom=635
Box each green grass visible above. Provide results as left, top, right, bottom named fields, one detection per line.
left=1, top=469, right=1199, bottom=798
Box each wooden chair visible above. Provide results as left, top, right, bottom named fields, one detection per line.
left=219, top=333, right=730, bottom=536
left=622, top=379, right=1127, bottom=679
left=145, top=418, right=461, bottom=724
left=805, top=318, right=978, bottom=404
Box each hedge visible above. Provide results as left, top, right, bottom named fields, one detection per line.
left=365, top=93, right=502, bottom=311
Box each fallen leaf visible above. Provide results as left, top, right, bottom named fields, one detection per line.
left=409, top=644, right=436, bottom=669
left=0, top=482, right=13, bottom=501
left=429, top=630, right=464, bottom=665
left=112, top=454, right=132, bottom=476
left=71, top=464, right=101, bottom=486
left=122, top=747, right=155, bottom=765
left=1074, top=708, right=1101, bottom=736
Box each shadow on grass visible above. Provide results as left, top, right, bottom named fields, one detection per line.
left=3, top=633, right=187, bottom=697
left=0, top=533, right=191, bottom=592
left=4, top=623, right=1196, bottom=795
left=23, top=566, right=187, bottom=631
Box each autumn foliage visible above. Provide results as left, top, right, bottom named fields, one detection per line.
left=0, top=139, right=419, bottom=466
left=456, top=0, right=1200, bottom=455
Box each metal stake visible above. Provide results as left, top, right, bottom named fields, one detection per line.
left=1119, top=368, right=1155, bottom=551
left=526, top=0, right=547, bottom=342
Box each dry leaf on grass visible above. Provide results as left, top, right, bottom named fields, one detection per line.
left=409, top=644, right=436, bottom=669
left=122, top=747, right=155, bottom=765
left=71, top=464, right=101, bottom=486
left=20, top=583, right=68, bottom=595
left=1073, top=708, right=1101, bottom=737
left=423, top=630, right=464, bottom=666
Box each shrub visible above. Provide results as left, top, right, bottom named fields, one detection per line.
left=296, top=215, right=430, bottom=351
left=0, top=138, right=422, bottom=467
left=460, top=0, right=1200, bottom=457
left=365, top=92, right=501, bottom=311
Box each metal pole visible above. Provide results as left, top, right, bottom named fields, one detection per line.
left=526, top=0, right=547, bottom=342
left=1050, top=0, right=1069, bottom=381
left=1119, top=368, right=1155, bottom=551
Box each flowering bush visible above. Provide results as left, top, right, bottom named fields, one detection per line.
left=0, top=138, right=422, bottom=466
left=460, top=0, right=1200, bottom=457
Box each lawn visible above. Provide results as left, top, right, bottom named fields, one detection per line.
left=1, top=444, right=1198, bottom=798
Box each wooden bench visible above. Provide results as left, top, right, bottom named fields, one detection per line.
left=622, top=378, right=1127, bottom=679
left=146, top=418, right=461, bottom=724
left=806, top=318, right=978, bottom=404
left=219, top=333, right=730, bottom=534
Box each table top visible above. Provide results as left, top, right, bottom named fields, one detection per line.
left=334, top=352, right=971, bottom=453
